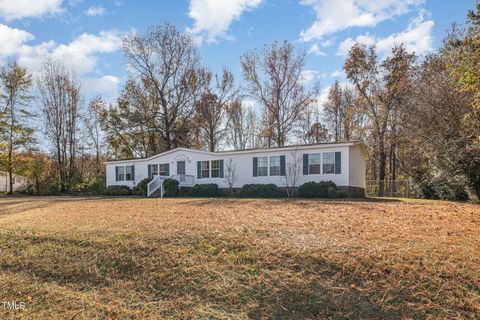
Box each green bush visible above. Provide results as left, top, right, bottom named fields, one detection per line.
left=105, top=185, right=131, bottom=196
left=298, top=181, right=337, bottom=198
left=189, top=184, right=219, bottom=197
left=163, top=178, right=179, bottom=197
left=132, top=178, right=152, bottom=196
left=416, top=172, right=470, bottom=201
left=85, top=178, right=106, bottom=194
left=240, top=184, right=279, bottom=198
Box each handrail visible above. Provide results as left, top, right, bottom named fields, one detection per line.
left=147, top=175, right=162, bottom=197
left=146, top=174, right=195, bottom=197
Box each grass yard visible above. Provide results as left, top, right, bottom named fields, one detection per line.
left=0, top=197, right=478, bottom=319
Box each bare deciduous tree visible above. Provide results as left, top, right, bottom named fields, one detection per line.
left=122, top=23, right=209, bottom=151
left=226, top=99, right=264, bottom=150
left=345, top=44, right=415, bottom=195
left=223, top=158, right=237, bottom=196
left=83, top=96, right=105, bottom=177
left=241, top=41, right=320, bottom=147
left=38, top=60, right=81, bottom=192
left=194, top=68, right=237, bottom=151
left=284, top=149, right=302, bottom=197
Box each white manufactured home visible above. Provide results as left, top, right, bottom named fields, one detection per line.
left=105, top=141, right=367, bottom=197
left=0, top=172, right=28, bottom=193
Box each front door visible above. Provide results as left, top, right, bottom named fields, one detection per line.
left=177, top=161, right=186, bottom=175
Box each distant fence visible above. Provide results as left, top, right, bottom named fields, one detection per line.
left=366, top=180, right=411, bottom=198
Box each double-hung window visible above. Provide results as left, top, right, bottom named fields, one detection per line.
left=308, top=153, right=321, bottom=174
left=151, top=164, right=159, bottom=176
left=159, top=163, right=168, bottom=176
left=125, top=166, right=134, bottom=181
left=269, top=156, right=281, bottom=176
left=116, top=166, right=125, bottom=181
left=211, top=160, right=220, bottom=178
left=322, top=152, right=335, bottom=174
left=257, top=157, right=268, bottom=176
left=201, top=161, right=210, bottom=178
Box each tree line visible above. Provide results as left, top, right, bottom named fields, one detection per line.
left=0, top=4, right=479, bottom=200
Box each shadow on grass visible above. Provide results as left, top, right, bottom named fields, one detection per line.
left=0, top=230, right=464, bottom=319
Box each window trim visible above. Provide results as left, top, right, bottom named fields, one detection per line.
left=211, top=160, right=220, bottom=178
left=308, top=153, right=321, bottom=175
left=125, top=166, right=133, bottom=181
left=159, top=163, right=168, bottom=176
left=201, top=161, right=210, bottom=178
left=257, top=156, right=268, bottom=176
left=269, top=156, right=281, bottom=176
left=322, top=152, right=335, bottom=174
left=151, top=164, right=159, bottom=176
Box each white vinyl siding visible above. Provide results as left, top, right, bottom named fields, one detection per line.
left=106, top=145, right=356, bottom=189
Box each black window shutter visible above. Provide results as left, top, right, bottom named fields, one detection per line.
left=303, top=154, right=309, bottom=175
left=219, top=160, right=224, bottom=178
left=148, top=164, right=152, bottom=179
left=335, top=152, right=341, bottom=174
left=253, top=157, right=258, bottom=177
left=165, top=163, right=169, bottom=176
left=115, top=166, right=119, bottom=181
left=197, top=161, right=201, bottom=179
left=280, top=155, right=286, bottom=176
left=131, top=166, right=135, bottom=181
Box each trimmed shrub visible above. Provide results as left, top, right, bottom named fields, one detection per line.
left=189, top=184, right=219, bottom=197
left=327, top=186, right=338, bottom=198
left=163, top=178, right=179, bottom=197
left=240, top=184, right=279, bottom=198
left=105, top=185, right=131, bottom=196
left=298, top=181, right=337, bottom=198
left=132, top=178, right=152, bottom=196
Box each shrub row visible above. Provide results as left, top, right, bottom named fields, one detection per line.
left=298, top=181, right=339, bottom=198
left=106, top=180, right=345, bottom=198
left=240, top=184, right=279, bottom=198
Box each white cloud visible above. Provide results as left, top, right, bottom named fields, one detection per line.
left=376, top=18, right=433, bottom=55
left=0, top=24, right=34, bottom=59
left=320, top=38, right=335, bottom=47
left=299, top=0, right=423, bottom=41
left=331, top=69, right=343, bottom=77
left=300, top=70, right=318, bottom=84
left=85, top=5, right=106, bottom=16
left=307, top=43, right=327, bottom=56
left=187, top=0, right=262, bottom=44
left=0, top=0, right=63, bottom=21
left=83, top=75, right=120, bottom=95
left=337, top=34, right=375, bottom=56
left=336, top=17, right=433, bottom=56
left=0, top=24, right=123, bottom=97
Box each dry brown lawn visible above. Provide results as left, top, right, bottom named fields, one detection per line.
left=0, top=197, right=478, bottom=319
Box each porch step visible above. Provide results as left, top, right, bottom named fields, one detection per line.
left=149, top=187, right=164, bottom=198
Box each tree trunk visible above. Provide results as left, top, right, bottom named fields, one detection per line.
left=378, top=139, right=386, bottom=196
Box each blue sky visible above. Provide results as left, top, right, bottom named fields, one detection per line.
left=0, top=0, right=475, bottom=104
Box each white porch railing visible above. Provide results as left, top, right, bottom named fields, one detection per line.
left=171, top=174, right=194, bottom=187
left=146, top=174, right=195, bottom=197
left=147, top=175, right=163, bottom=197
